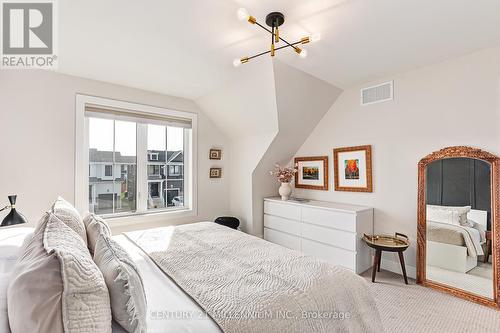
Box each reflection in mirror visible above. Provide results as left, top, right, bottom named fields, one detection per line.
left=425, top=158, right=492, bottom=299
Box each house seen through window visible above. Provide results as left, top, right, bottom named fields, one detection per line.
left=86, top=108, right=190, bottom=216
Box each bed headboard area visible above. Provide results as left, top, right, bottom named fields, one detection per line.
left=426, top=157, right=491, bottom=229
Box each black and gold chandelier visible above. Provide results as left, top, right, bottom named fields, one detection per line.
left=233, top=8, right=321, bottom=67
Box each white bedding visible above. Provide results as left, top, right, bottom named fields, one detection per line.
left=1, top=226, right=379, bottom=333
left=0, top=228, right=35, bottom=333
left=427, top=221, right=484, bottom=257
left=0, top=228, right=220, bottom=333
left=112, top=235, right=221, bottom=333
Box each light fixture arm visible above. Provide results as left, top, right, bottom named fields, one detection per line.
left=246, top=40, right=303, bottom=61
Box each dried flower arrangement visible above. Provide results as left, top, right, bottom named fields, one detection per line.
left=269, top=164, right=297, bottom=184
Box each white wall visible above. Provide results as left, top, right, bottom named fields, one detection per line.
left=197, top=60, right=342, bottom=235
left=196, top=60, right=279, bottom=233
left=0, top=70, right=230, bottom=233
left=293, top=46, right=500, bottom=274
left=251, top=61, right=343, bottom=237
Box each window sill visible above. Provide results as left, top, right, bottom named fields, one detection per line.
left=104, top=207, right=196, bottom=228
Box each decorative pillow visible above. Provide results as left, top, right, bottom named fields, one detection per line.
left=8, top=212, right=112, bottom=333
left=52, top=196, right=88, bottom=245
left=94, top=234, right=147, bottom=333
left=84, top=213, right=112, bottom=254
left=426, top=206, right=460, bottom=225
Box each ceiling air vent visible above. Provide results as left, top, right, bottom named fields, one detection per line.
left=360, top=81, right=394, bottom=106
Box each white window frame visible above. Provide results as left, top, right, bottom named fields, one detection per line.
left=75, top=94, right=198, bottom=226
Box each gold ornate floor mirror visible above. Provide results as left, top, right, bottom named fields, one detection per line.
left=417, top=146, right=500, bottom=309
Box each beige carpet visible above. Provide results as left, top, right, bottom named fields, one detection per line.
left=361, top=269, right=500, bottom=333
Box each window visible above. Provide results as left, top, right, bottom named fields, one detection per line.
left=147, top=125, right=185, bottom=209
left=88, top=118, right=137, bottom=215
left=104, top=165, right=112, bottom=177
left=76, top=95, right=196, bottom=220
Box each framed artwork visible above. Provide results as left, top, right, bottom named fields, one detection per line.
left=210, top=167, right=222, bottom=178
left=333, top=145, right=373, bottom=192
left=294, top=156, right=329, bottom=190
left=209, top=149, right=222, bottom=160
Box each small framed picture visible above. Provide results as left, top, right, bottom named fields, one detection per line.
left=209, top=149, right=222, bottom=160
left=294, top=156, right=329, bottom=190
left=210, top=167, right=222, bottom=178
left=333, top=145, right=373, bottom=192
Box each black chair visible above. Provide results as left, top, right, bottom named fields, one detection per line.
left=214, top=216, right=240, bottom=230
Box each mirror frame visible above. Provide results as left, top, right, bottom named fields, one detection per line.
left=417, top=146, right=500, bottom=309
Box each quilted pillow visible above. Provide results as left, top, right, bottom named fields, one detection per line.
left=94, top=234, right=147, bottom=333
left=84, top=213, right=112, bottom=255
left=7, top=212, right=112, bottom=333
left=52, top=197, right=88, bottom=245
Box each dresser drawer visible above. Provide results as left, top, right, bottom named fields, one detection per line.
left=264, top=228, right=300, bottom=251
left=301, top=207, right=356, bottom=232
left=264, top=201, right=301, bottom=221
left=301, top=223, right=356, bottom=251
left=264, top=214, right=300, bottom=236
left=301, top=239, right=356, bottom=271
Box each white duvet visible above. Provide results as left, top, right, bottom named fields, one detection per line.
left=112, top=235, right=221, bottom=333
left=427, top=221, right=484, bottom=257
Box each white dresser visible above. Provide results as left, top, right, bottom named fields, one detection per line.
left=263, top=197, right=374, bottom=274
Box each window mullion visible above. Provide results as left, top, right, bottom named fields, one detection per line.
left=184, top=128, right=191, bottom=209
left=112, top=120, right=116, bottom=214
left=136, top=123, right=148, bottom=213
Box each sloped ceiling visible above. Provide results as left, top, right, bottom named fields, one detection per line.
left=195, top=59, right=341, bottom=234
left=250, top=60, right=343, bottom=236
left=57, top=0, right=500, bottom=99
left=195, top=59, right=278, bottom=140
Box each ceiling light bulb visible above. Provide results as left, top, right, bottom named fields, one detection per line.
left=233, top=58, right=242, bottom=67
left=299, top=49, right=308, bottom=59
left=310, top=33, right=321, bottom=43
left=237, top=8, right=250, bottom=21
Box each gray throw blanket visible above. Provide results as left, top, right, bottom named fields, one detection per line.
left=126, top=222, right=383, bottom=333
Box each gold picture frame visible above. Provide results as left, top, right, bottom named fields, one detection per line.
left=333, top=145, right=373, bottom=192
left=294, top=156, right=329, bottom=190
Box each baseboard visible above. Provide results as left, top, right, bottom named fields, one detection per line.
left=380, top=258, right=417, bottom=280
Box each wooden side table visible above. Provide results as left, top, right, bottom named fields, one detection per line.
left=483, top=230, right=492, bottom=263
left=363, top=233, right=410, bottom=284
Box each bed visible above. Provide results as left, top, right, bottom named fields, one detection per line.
left=0, top=222, right=383, bottom=333
left=426, top=208, right=487, bottom=273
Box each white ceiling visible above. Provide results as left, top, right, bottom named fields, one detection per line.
left=58, top=0, right=500, bottom=99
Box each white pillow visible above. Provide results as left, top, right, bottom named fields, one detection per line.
left=8, top=213, right=112, bottom=333
left=94, top=234, right=147, bottom=333
left=84, top=213, right=112, bottom=255
left=427, top=205, right=470, bottom=225
left=51, top=196, right=88, bottom=245
left=426, top=206, right=460, bottom=225
left=0, top=228, right=34, bottom=333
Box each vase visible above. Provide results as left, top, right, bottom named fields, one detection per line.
left=278, top=182, right=292, bottom=201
